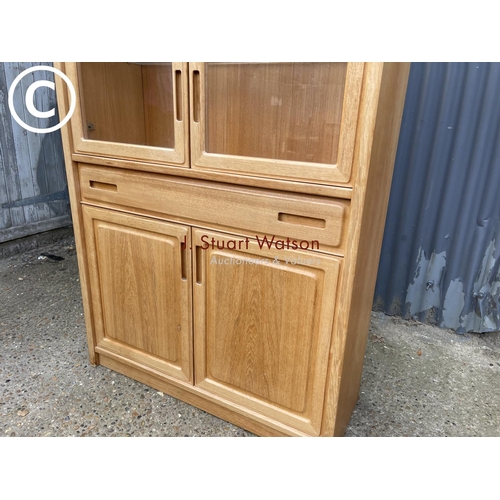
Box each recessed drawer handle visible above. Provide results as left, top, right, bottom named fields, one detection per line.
left=89, top=180, right=117, bottom=192
left=278, top=212, right=326, bottom=229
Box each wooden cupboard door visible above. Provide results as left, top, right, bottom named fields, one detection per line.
left=82, top=206, right=192, bottom=382
left=192, top=229, right=341, bottom=435
left=190, top=62, right=364, bottom=184
left=66, top=63, right=189, bottom=166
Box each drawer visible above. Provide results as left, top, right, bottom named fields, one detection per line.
left=79, top=164, right=350, bottom=254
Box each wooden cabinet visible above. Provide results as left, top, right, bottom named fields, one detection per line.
left=56, top=62, right=410, bottom=436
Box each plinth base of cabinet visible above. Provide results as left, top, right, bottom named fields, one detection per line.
left=97, top=352, right=313, bottom=437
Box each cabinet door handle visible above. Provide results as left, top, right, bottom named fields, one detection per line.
left=174, top=69, right=183, bottom=122
left=180, top=237, right=188, bottom=281
left=193, top=70, right=201, bottom=123
left=195, top=246, right=203, bottom=285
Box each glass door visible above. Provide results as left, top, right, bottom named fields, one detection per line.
left=189, top=62, right=364, bottom=184
left=67, top=62, right=189, bottom=166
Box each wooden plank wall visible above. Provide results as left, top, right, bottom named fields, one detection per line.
left=0, top=62, right=70, bottom=243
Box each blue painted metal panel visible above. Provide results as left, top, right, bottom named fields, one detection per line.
left=375, top=62, right=500, bottom=333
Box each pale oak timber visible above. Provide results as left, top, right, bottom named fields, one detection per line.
left=56, top=61, right=409, bottom=437
left=321, top=62, right=411, bottom=436
left=80, top=62, right=147, bottom=145
left=192, top=229, right=341, bottom=435
left=79, top=164, right=350, bottom=254
left=66, top=63, right=189, bottom=166
left=70, top=153, right=354, bottom=199
left=141, top=64, right=176, bottom=148
left=205, top=63, right=346, bottom=164
left=190, top=62, right=364, bottom=185
left=82, top=206, right=193, bottom=383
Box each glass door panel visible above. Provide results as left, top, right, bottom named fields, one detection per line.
left=67, top=62, right=189, bottom=166
left=190, top=62, right=364, bottom=183
left=206, top=62, right=346, bottom=163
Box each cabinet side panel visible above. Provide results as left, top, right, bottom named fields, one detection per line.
left=54, top=62, right=98, bottom=364
left=324, top=63, right=410, bottom=436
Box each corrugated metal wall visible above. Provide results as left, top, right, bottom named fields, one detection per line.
left=0, top=62, right=70, bottom=243
left=375, top=62, right=500, bottom=333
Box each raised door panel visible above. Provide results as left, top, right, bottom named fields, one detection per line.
left=66, top=62, right=189, bottom=166
left=82, top=206, right=192, bottom=382
left=190, top=62, right=364, bottom=184
left=192, top=229, right=341, bottom=435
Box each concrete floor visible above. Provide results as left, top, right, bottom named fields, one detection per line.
left=1, top=230, right=499, bottom=437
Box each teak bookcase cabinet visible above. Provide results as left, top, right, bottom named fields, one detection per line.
left=55, top=62, right=410, bottom=436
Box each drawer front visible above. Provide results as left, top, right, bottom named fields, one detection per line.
left=79, top=164, right=350, bottom=255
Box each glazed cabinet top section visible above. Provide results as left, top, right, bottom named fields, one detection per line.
left=62, top=62, right=368, bottom=187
